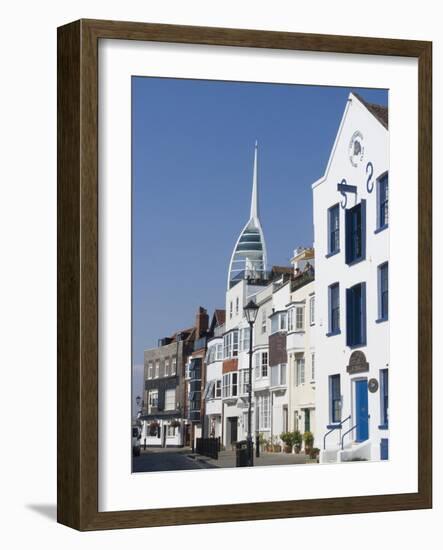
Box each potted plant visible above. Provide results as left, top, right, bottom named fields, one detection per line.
left=309, top=447, right=320, bottom=461
left=258, top=432, right=267, bottom=452
left=280, top=432, right=294, bottom=453
left=272, top=436, right=282, bottom=453
left=293, top=430, right=303, bottom=453
left=303, top=431, right=314, bottom=454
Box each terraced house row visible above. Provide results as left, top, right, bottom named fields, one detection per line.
left=139, top=92, right=389, bottom=464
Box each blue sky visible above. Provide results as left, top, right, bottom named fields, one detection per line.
left=132, top=77, right=388, bottom=385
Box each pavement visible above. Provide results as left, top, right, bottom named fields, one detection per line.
left=133, top=446, right=317, bottom=473
left=188, top=449, right=314, bottom=469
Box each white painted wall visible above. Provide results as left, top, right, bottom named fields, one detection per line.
left=313, top=93, right=389, bottom=461
left=205, top=336, right=223, bottom=437
left=287, top=280, right=316, bottom=445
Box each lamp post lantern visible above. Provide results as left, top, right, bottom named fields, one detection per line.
left=244, top=299, right=259, bottom=466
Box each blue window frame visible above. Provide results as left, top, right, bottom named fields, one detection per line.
left=378, top=262, right=389, bottom=321
left=346, top=282, right=366, bottom=347
left=327, top=204, right=340, bottom=255
left=378, top=173, right=389, bottom=230
left=329, top=374, right=341, bottom=424
left=328, top=283, right=340, bottom=335
left=345, top=200, right=366, bottom=264
left=379, top=369, right=389, bottom=428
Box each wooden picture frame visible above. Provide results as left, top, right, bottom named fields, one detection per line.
left=57, top=19, right=432, bottom=530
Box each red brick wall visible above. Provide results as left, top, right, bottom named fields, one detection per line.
left=222, top=358, right=238, bottom=374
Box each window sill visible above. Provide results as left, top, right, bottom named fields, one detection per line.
left=374, top=224, right=388, bottom=235
left=325, top=249, right=340, bottom=259
left=376, top=317, right=388, bottom=324
left=378, top=424, right=389, bottom=430
left=346, top=255, right=365, bottom=267
left=326, top=330, right=341, bottom=337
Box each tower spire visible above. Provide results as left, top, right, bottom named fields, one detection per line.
left=250, top=140, right=259, bottom=220
left=227, top=140, right=267, bottom=289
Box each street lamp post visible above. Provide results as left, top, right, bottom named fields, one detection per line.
left=135, top=395, right=142, bottom=420
left=243, top=299, right=259, bottom=467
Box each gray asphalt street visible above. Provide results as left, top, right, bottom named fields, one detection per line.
left=133, top=449, right=216, bottom=472
left=133, top=448, right=313, bottom=472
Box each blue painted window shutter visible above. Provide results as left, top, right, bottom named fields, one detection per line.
left=361, top=199, right=366, bottom=261
left=345, top=208, right=351, bottom=263
left=346, top=282, right=366, bottom=346
left=361, top=281, right=367, bottom=345
left=346, top=287, right=353, bottom=346
left=380, top=369, right=389, bottom=426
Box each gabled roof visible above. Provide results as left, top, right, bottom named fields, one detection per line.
left=214, top=309, right=226, bottom=326
left=209, top=309, right=226, bottom=334
left=353, top=92, right=388, bottom=129
left=312, top=92, right=388, bottom=189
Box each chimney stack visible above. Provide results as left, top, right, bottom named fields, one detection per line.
left=195, top=306, right=209, bottom=338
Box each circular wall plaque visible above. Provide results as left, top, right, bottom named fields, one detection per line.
left=368, top=378, right=379, bottom=393
left=348, top=130, right=365, bottom=167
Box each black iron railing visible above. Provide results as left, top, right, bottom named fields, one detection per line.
left=323, top=415, right=351, bottom=450
left=291, top=270, right=314, bottom=292
left=196, top=437, right=221, bottom=459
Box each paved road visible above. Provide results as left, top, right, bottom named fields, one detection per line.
left=133, top=448, right=313, bottom=472
left=133, top=449, right=216, bottom=473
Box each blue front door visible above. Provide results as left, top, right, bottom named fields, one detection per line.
left=355, top=379, right=369, bottom=442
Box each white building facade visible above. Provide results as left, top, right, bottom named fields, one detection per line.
left=286, top=248, right=316, bottom=447
left=313, top=93, right=389, bottom=463
left=222, top=278, right=265, bottom=448
left=203, top=327, right=224, bottom=439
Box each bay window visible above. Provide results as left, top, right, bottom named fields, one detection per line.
left=254, top=351, right=268, bottom=378
left=223, top=330, right=239, bottom=359
left=270, top=363, right=287, bottom=387
left=295, top=306, right=304, bottom=331
left=271, top=311, right=287, bottom=334
left=222, top=372, right=240, bottom=398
